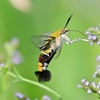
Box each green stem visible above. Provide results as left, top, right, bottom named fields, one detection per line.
left=7, top=67, right=64, bottom=100
left=7, top=71, right=17, bottom=78
left=20, top=76, right=64, bottom=100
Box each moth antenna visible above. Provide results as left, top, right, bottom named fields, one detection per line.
left=69, top=30, right=87, bottom=38
left=35, top=70, right=51, bottom=82
left=63, top=14, right=73, bottom=29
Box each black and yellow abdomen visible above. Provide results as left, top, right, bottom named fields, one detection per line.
left=35, top=49, right=56, bottom=82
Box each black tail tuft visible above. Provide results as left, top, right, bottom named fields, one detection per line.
left=35, top=70, right=51, bottom=82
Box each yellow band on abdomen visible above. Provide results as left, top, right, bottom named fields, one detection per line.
left=38, top=62, right=43, bottom=71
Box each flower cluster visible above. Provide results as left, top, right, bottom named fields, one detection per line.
left=0, top=38, right=24, bottom=76
left=77, top=55, right=100, bottom=99
left=0, top=38, right=23, bottom=66
left=15, top=92, right=30, bottom=100
left=15, top=93, right=51, bottom=100
left=86, top=26, right=100, bottom=45
left=77, top=79, right=100, bottom=97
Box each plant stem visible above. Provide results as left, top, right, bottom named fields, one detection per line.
left=7, top=71, right=17, bottom=78
left=7, top=67, right=64, bottom=100
left=20, top=76, right=63, bottom=99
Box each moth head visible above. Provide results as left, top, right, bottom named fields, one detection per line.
left=61, top=28, right=69, bottom=35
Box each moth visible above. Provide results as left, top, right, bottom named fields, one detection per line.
left=31, top=15, right=88, bottom=82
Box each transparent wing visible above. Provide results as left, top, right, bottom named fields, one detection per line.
left=31, top=34, right=56, bottom=50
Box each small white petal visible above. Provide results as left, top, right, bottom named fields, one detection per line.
left=77, top=84, right=81, bottom=88
left=88, top=34, right=92, bottom=40
left=85, top=81, right=89, bottom=86
left=92, top=35, right=97, bottom=40
left=96, top=55, right=100, bottom=62
left=81, top=79, right=86, bottom=83
left=95, top=26, right=99, bottom=32
left=86, top=31, right=90, bottom=34
left=97, top=68, right=100, bottom=73
left=97, top=82, right=100, bottom=88
left=91, top=82, right=96, bottom=88
left=97, top=65, right=100, bottom=69
left=87, top=89, right=92, bottom=94
left=90, top=41, right=93, bottom=46
left=93, top=74, right=96, bottom=78
left=94, top=71, right=98, bottom=74
left=97, top=40, right=100, bottom=45
left=93, top=71, right=98, bottom=78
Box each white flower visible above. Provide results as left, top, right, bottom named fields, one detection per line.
left=77, top=84, right=81, bottom=88
left=97, top=82, right=100, bottom=88
left=15, top=92, right=24, bottom=99
left=97, top=64, right=100, bottom=69
left=96, top=55, right=100, bottom=62
left=94, top=26, right=99, bottom=32
left=87, top=89, right=92, bottom=94
left=85, top=81, right=89, bottom=86
left=81, top=79, right=86, bottom=83
left=91, top=82, right=96, bottom=88
left=97, top=40, right=100, bottom=45
left=90, top=41, right=93, bottom=46
left=93, top=71, right=98, bottom=78
left=97, top=68, right=100, bottom=73
left=86, top=31, right=90, bottom=34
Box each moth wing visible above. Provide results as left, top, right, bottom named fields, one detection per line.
left=31, top=34, right=55, bottom=50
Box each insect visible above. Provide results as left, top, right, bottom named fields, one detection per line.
left=31, top=15, right=88, bottom=82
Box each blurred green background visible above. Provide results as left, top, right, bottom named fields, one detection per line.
left=0, top=0, right=100, bottom=100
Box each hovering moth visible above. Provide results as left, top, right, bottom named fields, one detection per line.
left=31, top=15, right=88, bottom=82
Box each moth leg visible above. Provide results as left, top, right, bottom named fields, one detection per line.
left=68, top=38, right=89, bottom=44
left=62, top=34, right=89, bottom=44
left=78, top=38, right=89, bottom=42
left=62, top=35, right=71, bottom=45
